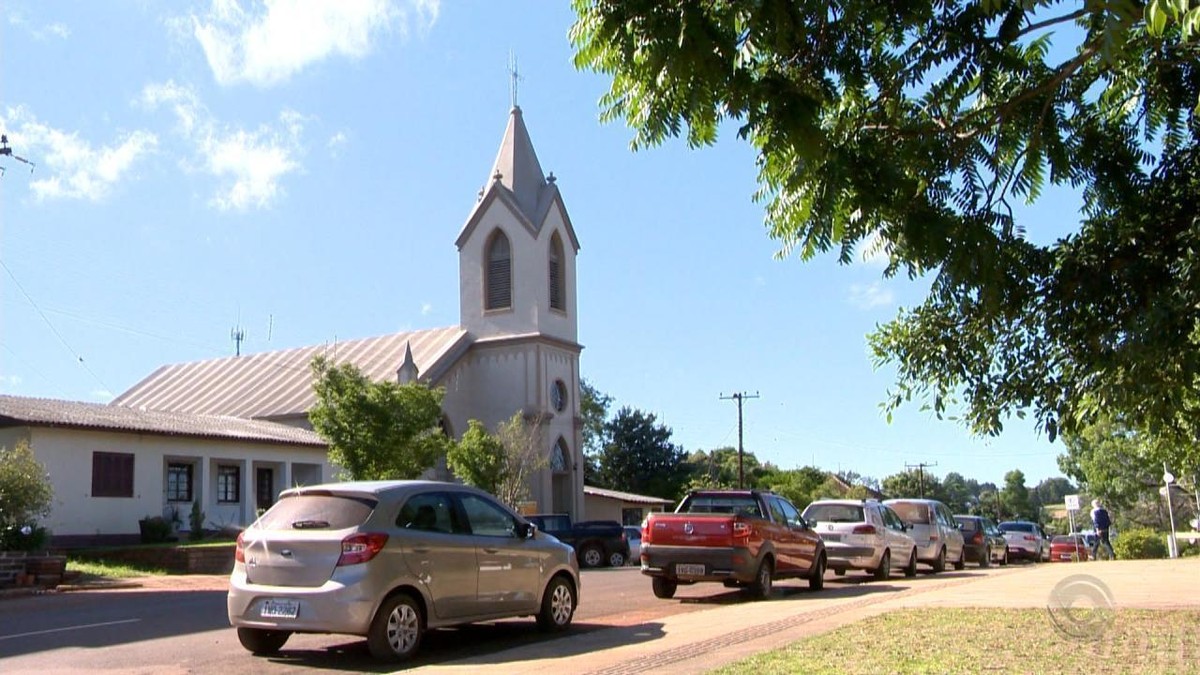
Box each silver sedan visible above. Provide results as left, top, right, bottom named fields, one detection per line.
left=227, top=480, right=580, bottom=662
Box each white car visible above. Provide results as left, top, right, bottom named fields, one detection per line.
left=884, top=498, right=967, bottom=572
left=801, top=499, right=919, bottom=580
left=624, top=525, right=642, bottom=565
left=998, top=521, right=1051, bottom=562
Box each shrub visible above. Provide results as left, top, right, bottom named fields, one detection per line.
left=138, top=516, right=173, bottom=543
left=188, top=501, right=205, bottom=541
left=0, top=441, right=53, bottom=544
left=0, top=525, right=48, bottom=552
left=1112, top=528, right=1168, bottom=560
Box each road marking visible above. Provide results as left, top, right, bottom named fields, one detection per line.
left=0, top=618, right=141, bottom=641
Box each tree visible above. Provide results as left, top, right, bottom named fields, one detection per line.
left=1033, top=477, right=1077, bottom=508
left=1058, top=417, right=1165, bottom=511
left=941, top=472, right=974, bottom=514
left=1001, top=470, right=1036, bottom=521
left=308, top=355, right=449, bottom=481
left=685, top=447, right=768, bottom=489
left=579, top=379, right=614, bottom=485
left=447, top=419, right=506, bottom=496
left=571, top=1, right=1200, bottom=444
left=759, top=466, right=830, bottom=511
left=595, top=407, right=689, bottom=499
left=882, top=470, right=946, bottom=502
left=0, top=441, right=53, bottom=535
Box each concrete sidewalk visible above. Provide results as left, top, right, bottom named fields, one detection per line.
left=408, top=558, right=1200, bottom=675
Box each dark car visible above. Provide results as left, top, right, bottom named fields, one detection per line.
left=954, top=515, right=1008, bottom=567
left=526, top=514, right=630, bottom=568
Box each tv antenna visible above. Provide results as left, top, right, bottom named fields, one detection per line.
left=231, top=325, right=246, bottom=356
left=0, top=135, right=36, bottom=175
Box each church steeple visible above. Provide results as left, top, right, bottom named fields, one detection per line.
left=488, top=106, right=547, bottom=224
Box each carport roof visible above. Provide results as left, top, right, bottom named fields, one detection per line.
left=584, top=485, right=675, bottom=505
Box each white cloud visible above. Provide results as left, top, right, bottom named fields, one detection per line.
left=90, top=389, right=114, bottom=401
left=140, top=81, right=305, bottom=211
left=7, top=12, right=71, bottom=40
left=848, top=281, right=895, bottom=310
left=190, top=0, right=438, bottom=87
left=0, top=375, right=23, bottom=388
left=420, top=302, right=433, bottom=316
left=327, top=131, right=347, bottom=157
left=2, top=107, right=158, bottom=202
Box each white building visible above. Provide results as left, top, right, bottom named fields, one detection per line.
left=1, top=107, right=587, bottom=544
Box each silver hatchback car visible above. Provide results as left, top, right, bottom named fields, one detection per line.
left=227, top=480, right=580, bottom=662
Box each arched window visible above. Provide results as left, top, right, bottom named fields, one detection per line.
left=551, top=438, right=569, bottom=473
left=485, top=230, right=512, bottom=310
left=549, top=232, right=565, bottom=311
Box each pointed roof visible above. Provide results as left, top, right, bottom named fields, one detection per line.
left=488, top=106, right=546, bottom=223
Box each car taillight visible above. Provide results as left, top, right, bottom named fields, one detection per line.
left=1024, top=535, right=1037, bottom=542
left=235, top=532, right=246, bottom=563
left=337, top=533, right=389, bottom=566
left=972, top=532, right=984, bottom=545
left=851, top=524, right=876, bottom=535
left=732, top=521, right=752, bottom=543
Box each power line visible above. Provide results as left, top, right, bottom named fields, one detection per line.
left=720, top=391, right=760, bottom=488
left=1, top=258, right=111, bottom=394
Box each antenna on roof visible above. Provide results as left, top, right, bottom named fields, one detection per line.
left=231, top=325, right=246, bottom=356
left=266, top=314, right=274, bottom=343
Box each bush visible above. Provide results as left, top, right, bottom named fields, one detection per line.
left=0, top=442, right=53, bottom=540
left=0, top=525, right=48, bottom=552
left=138, top=516, right=174, bottom=543
left=188, top=501, right=205, bottom=541
left=1112, top=528, right=1168, bottom=560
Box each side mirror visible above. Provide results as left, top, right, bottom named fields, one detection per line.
left=517, top=521, right=535, bottom=539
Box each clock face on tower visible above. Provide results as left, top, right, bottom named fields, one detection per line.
left=551, top=380, right=567, bottom=413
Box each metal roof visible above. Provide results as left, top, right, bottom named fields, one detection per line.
left=0, top=394, right=325, bottom=447
left=583, top=485, right=675, bottom=505
left=112, top=327, right=470, bottom=419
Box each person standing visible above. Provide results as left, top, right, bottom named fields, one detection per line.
left=1090, top=499, right=1116, bottom=560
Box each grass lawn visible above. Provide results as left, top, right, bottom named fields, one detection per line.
left=66, top=558, right=167, bottom=581
left=712, top=608, right=1200, bottom=674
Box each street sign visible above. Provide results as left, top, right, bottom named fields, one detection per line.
left=1064, top=494, right=1081, bottom=511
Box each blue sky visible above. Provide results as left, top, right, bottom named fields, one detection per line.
left=0, top=1, right=1076, bottom=488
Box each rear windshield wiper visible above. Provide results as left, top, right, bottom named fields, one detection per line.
left=291, top=519, right=331, bottom=529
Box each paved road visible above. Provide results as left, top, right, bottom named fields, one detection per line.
left=0, top=566, right=714, bottom=673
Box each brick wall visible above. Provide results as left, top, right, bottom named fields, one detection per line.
left=0, top=551, right=68, bottom=588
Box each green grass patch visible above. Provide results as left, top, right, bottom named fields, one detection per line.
left=66, top=558, right=168, bottom=580
left=712, top=608, right=1200, bottom=674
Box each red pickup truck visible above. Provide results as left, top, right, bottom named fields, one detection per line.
left=639, top=489, right=826, bottom=599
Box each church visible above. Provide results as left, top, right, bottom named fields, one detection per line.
left=0, top=106, right=592, bottom=542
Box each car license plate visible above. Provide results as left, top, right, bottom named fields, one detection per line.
left=676, top=563, right=705, bottom=577
left=822, top=533, right=842, bottom=542
left=1059, top=554, right=1073, bottom=560
left=261, top=599, right=299, bottom=619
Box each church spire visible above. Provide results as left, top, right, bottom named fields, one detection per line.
left=488, top=106, right=547, bottom=223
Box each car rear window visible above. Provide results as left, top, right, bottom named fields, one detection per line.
left=803, top=504, right=865, bottom=524
left=1052, top=535, right=1085, bottom=544
left=956, top=518, right=979, bottom=531
left=255, top=493, right=377, bottom=531
left=681, top=495, right=763, bottom=517
left=999, top=522, right=1034, bottom=533
left=888, top=502, right=930, bottom=524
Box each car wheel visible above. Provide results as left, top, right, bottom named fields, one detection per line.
left=904, top=550, right=918, bottom=577
left=236, top=627, right=291, bottom=655
left=367, top=593, right=422, bottom=662
left=607, top=551, right=626, bottom=567
left=872, top=550, right=891, bottom=581
left=651, top=576, right=677, bottom=599
left=979, top=547, right=991, bottom=568
left=953, top=548, right=966, bottom=571
left=1000, top=549, right=1009, bottom=566
left=744, top=554, right=772, bottom=595
left=536, top=575, right=576, bottom=632
left=808, top=553, right=826, bottom=591
left=931, top=546, right=947, bottom=573
left=580, top=545, right=604, bottom=569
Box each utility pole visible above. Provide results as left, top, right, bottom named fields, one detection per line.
left=906, top=461, right=938, bottom=498
left=231, top=326, right=246, bottom=356
left=720, top=391, right=759, bottom=489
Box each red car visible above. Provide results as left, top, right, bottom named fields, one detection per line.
left=1049, top=534, right=1090, bottom=562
